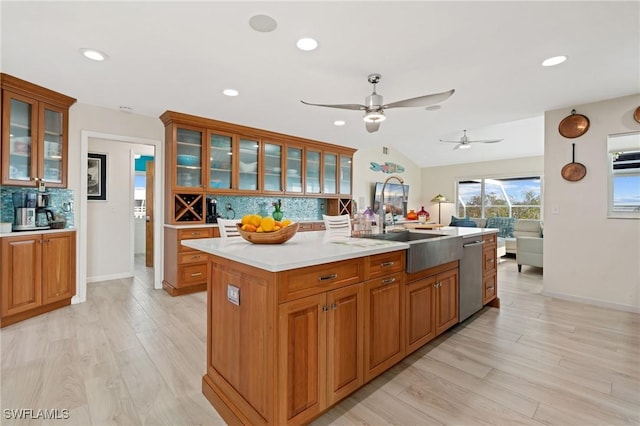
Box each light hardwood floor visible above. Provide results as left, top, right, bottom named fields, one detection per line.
left=1, top=256, right=638, bottom=425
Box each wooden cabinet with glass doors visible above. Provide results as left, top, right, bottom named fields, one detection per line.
left=160, top=111, right=356, bottom=224
left=1, top=74, right=76, bottom=188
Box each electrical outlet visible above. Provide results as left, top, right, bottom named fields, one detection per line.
left=227, top=284, right=240, bottom=306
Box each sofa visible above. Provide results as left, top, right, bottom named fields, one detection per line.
left=469, top=217, right=543, bottom=255
left=516, top=236, right=543, bottom=272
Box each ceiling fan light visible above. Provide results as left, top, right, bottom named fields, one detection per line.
left=458, top=143, right=471, bottom=149
left=363, top=111, right=386, bottom=123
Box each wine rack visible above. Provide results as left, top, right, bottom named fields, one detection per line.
left=174, top=193, right=205, bottom=222
left=327, top=198, right=352, bottom=216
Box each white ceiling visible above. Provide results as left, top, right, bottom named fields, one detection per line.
left=2, top=1, right=638, bottom=167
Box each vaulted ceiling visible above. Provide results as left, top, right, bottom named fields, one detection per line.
left=2, top=1, right=638, bottom=167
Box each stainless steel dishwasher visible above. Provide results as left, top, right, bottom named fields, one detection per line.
left=459, top=236, right=485, bottom=322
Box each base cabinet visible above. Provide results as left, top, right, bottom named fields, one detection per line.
left=163, top=226, right=218, bottom=296
left=404, top=261, right=459, bottom=355
left=0, top=231, right=76, bottom=327
left=482, top=233, right=499, bottom=305
left=363, top=272, right=404, bottom=382
left=278, top=283, right=363, bottom=424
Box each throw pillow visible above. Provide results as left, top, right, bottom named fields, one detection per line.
left=451, top=219, right=477, bottom=228
left=485, top=217, right=515, bottom=238
left=449, top=215, right=469, bottom=225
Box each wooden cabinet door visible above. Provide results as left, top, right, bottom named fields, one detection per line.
left=278, top=293, right=326, bottom=425
left=41, top=232, right=76, bottom=305
left=364, top=272, right=404, bottom=382
left=1, top=235, right=42, bottom=316
left=38, top=102, right=68, bottom=188
left=405, top=276, right=436, bottom=354
left=326, top=283, right=363, bottom=405
left=435, top=268, right=459, bottom=335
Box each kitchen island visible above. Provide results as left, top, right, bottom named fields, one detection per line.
left=183, top=228, right=498, bottom=425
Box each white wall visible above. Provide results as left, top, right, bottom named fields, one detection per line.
left=421, top=156, right=544, bottom=223
left=352, top=145, right=422, bottom=214
left=86, top=138, right=138, bottom=281
left=544, top=94, right=640, bottom=312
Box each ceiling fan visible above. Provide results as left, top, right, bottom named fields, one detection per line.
left=440, top=130, right=503, bottom=150
left=300, top=73, right=454, bottom=133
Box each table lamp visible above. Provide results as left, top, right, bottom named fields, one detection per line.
left=430, top=194, right=449, bottom=224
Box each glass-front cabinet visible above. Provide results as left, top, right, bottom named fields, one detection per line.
left=305, top=149, right=321, bottom=194
left=175, top=127, right=203, bottom=189
left=285, top=146, right=303, bottom=193
left=263, top=142, right=283, bottom=192
left=1, top=74, right=75, bottom=188
left=208, top=131, right=234, bottom=190
left=238, top=137, right=260, bottom=191
left=323, top=152, right=338, bottom=195
left=339, top=155, right=352, bottom=195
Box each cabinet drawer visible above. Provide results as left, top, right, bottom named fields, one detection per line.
left=279, top=259, right=364, bottom=303
left=178, top=263, right=208, bottom=286
left=483, top=233, right=497, bottom=245
left=179, top=251, right=208, bottom=264
left=178, top=228, right=213, bottom=252
left=298, top=223, right=315, bottom=232
left=483, top=246, right=497, bottom=273
left=483, top=273, right=497, bottom=303
left=178, top=227, right=214, bottom=240
left=367, top=251, right=405, bottom=280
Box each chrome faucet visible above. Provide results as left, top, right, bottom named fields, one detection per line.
left=379, top=175, right=406, bottom=233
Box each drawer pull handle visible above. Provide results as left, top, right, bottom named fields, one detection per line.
left=191, top=255, right=201, bottom=260
left=318, top=273, right=338, bottom=281
left=190, top=272, right=203, bottom=277
left=382, top=277, right=396, bottom=285
left=380, top=261, right=394, bottom=267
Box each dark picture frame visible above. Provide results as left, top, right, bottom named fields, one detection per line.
left=88, top=153, right=107, bottom=201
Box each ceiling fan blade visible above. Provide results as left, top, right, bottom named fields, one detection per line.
left=384, top=89, right=455, bottom=109
left=300, top=100, right=365, bottom=110
left=365, top=121, right=381, bottom=133
left=439, top=139, right=462, bottom=144
left=472, top=138, right=504, bottom=144
left=453, top=143, right=463, bottom=150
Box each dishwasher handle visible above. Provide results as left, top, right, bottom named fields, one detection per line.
left=463, top=240, right=485, bottom=248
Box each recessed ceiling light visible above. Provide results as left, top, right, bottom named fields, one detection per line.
left=80, top=48, right=108, bottom=61
left=223, top=89, right=239, bottom=97
left=334, top=120, right=346, bottom=126
left=542, top=55, right=568, bottom=67
left=425, top=105, right=441, bottom=111
left=296, top=38, right=318, bottom=51
left=249, top=14, right=278, bottom=32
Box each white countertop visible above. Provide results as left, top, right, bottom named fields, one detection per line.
left=0, top=227, right=76, bottom=238
left=164, top=219, right=324, bottom=229
left=410, top=226, right=499, bottom=238
left=182, top=231, right=409, bottom=272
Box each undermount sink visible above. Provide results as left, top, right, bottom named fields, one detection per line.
left=361, top=229, right=462, bottom=273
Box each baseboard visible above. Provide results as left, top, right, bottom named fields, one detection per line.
left=542, top=290, right=640, bottom=314
left=87, top=272, right=134, bottom=283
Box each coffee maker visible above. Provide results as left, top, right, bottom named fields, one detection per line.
left=12, top=192, right=38, bottom=230
left=35, top=193, right=54, bottom=228
left=206, top=197, right=220, bottom=223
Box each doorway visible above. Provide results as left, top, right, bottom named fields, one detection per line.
left=76, top=131, right=163, bottom=304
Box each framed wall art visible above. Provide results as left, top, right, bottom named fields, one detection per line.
left=88, top=153, right=107, bottom=201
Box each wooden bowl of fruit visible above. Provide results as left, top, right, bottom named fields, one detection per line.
left=237, top=215, right=299, bottom=244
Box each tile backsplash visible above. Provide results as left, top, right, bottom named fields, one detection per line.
left=0, top=186, right=75, bottom=227
left=210, top=195, right=326, bottom=221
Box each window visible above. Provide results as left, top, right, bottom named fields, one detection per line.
left=134, top=174, right=146, bottom=218
left=608, top=132, right=640, bottom=218
left=457, top=176, right=542, bottom=219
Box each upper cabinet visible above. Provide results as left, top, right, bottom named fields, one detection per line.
left=1, top=74, right=76, bottom=188
left=160, top=111, right=356, bottom=223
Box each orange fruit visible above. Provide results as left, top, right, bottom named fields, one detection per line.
left=260, top=217, right=276, bottom=232
left=244, top=224, right=257, bottom=232
left=249, top=214, right=262, bottom=227
left=281, top=219, right=292, bottom=227
left=256, top=226, right=264, bottom=233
